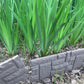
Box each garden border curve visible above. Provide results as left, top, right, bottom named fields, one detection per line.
left=30, top=48, right=84, bottom=82
left=0, top=48, right=84, bottom=84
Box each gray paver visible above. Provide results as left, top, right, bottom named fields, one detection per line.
left=52, top=58, right=65, bottom=66
left=0, top=55, right=28, bottom=84
left=52, top=62, right=68, bottom=70
left=40, top=62, right=51, bottom=79
left=31, top=66, right=39, bottom=76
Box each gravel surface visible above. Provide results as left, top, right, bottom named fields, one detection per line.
left=30, top=68, right=84, bottom=84
left=15, top=67, right=84, bottom=84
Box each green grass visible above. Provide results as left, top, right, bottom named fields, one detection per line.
left=13, top=0, right=37, bottom=55
left=0, top=0, right=84, bottom=56
left=35, top=0, right=84, bottom=56
left=69, top=0, right=84, bottom=45
left=0, top=0, right=19, bottom=55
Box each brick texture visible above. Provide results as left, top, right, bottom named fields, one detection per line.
left=0, top=55, right=28, bottom=84
left=30, top=48, right=84, bottom=82
left=1, top=48, right=84, bottom=83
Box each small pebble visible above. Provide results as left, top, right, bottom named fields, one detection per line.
left=71, top=79, right=78, bottom=84
left=42, top=78, right=51, bottom=84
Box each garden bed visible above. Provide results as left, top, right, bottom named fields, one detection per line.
left=0, top=0, right=84, bottom=84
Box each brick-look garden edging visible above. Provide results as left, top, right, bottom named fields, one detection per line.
left=30, top=48, right=84, bottom=82
left=0, top=48, right=84, bottom=84
left=0, top=56, right=28, bottom=84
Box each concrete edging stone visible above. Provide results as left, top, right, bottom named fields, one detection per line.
left=0, top=55, right=28, bottom=84
left=0, top=48, right=84, bottom=83
left=30, top=48, right=84, bottom=82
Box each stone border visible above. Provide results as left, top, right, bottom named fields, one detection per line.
left=30, top=48, right=84, bottom=82
left=0, top=48, right=84, bottom=83
left=0, top=55, right=28, bottom=84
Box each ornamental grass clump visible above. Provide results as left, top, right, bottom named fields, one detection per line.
left=0, top=0, right=19, bottom=55
left=35, top=0, right=84, bottom=56
left=13, top=0, right=37, bottom=55
left=69, top=0, right=84, bottom=45
left=0, top=0, right=84, bottom=57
